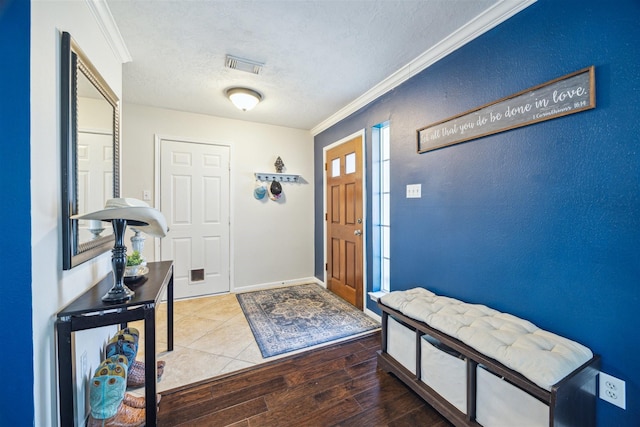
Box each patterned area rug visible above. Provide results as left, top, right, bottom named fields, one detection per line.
left=236, top=284, right=380, bottom=358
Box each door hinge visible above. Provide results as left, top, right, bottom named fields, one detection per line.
left=324, top=163, right=327, bottom=171
left=325, top=213, right=327, bottom=221
left=325, top=263, right=328, bottom=271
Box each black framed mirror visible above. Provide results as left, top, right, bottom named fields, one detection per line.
left=61, top=31, right=120, bottom=270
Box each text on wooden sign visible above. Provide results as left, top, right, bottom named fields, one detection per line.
left=417, top=66, right=595, bottom=153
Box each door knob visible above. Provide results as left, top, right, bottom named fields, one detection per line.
left=354, top=230, right=362, bottom=236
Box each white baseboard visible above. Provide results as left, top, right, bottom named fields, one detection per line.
left=364, top=307, right=381, bottom=323
left=233, top=276, right=323, bottom=294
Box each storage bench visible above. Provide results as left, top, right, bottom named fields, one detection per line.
left=377, top=288, right=600, bottom=427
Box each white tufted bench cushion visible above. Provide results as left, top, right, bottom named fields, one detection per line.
left=380, top=287, right=593, bottom=391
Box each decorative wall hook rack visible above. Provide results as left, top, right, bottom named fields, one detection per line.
left=255, top=172, right=300, bottom=182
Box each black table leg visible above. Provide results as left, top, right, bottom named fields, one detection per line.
left=56, top=319, right=74, bottom=427
left=144, top=304, right=157, bottom=426
left=167, top=272, right=174, bottom=351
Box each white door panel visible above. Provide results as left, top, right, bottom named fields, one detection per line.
left=77, top=131, right=114, bottom=240
left=160, top=139, right=230, bottom=299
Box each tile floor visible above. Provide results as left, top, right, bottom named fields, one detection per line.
left=128, top=288, right=380, bottom=397
left=129, top=292, right=285, bottom=395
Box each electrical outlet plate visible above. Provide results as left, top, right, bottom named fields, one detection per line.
left=78, top=351, right=88, bottom=424
left=599, top=372, right=626, bottom=409
left=80, top=351, right=88, bottom=376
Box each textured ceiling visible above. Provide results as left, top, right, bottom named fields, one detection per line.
left=107, top=0, right=508, bottom=131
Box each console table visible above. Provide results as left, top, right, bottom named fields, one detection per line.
left=56, top=260, right=174, bottom=427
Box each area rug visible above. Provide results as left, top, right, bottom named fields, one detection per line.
left=236, top=284, right=380, bottom=358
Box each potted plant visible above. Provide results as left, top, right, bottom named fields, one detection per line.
left=125, top=250, right=144, bottom=277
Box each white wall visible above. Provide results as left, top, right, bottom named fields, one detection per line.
left=31, top=1, right=122, bottom=425
left=121, top=104, right=315, bottom=291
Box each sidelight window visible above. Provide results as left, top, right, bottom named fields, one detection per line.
left=373, top=122, right=390, bottom=293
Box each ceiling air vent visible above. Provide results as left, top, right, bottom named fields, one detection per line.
left=225, top=55, right=264, bottom=75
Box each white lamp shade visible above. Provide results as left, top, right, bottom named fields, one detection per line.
left=226, top=87, right=262, bottom=111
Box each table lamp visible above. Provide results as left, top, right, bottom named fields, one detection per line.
left=72, top=198, right=168, bottom=303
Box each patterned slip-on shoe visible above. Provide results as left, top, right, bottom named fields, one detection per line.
left=87, top=401, right=145, bottom=427
left=118, top=328, right=139, bottom=349
left=127, top=360, right=166, bottom=388
left=122, top=392, right=162, bottom=408
left=89, top=358, right=128, bottom=420
left=106, top=333, right=138, bottom=370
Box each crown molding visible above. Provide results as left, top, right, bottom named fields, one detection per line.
left=310, top=0, right=536, bottom=136
left=85, top=0, right=132, bottom=64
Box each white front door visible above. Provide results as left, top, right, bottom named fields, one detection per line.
left=160, top=138, right=230, bottom=299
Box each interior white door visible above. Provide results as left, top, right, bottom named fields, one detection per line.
left=77, top=131, right=114, bottom=239
left=160, top=138, right=230, bottom=299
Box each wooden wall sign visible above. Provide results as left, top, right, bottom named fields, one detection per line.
left=417, top=66, right=595, bottom=153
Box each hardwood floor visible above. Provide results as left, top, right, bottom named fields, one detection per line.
left=157, top=331, right=452, bottom=427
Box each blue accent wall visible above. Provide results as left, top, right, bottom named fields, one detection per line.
left=0, top=0, right=34, bottom=425
left=314, top=0, right=639, bottom=424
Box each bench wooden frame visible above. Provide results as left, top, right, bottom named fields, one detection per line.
left=377, top=300, right=600, bottom=427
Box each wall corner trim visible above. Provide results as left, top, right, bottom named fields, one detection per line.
left=310, top=0, right=537, bottom=136
left=85, top=0, right=133, bottom=64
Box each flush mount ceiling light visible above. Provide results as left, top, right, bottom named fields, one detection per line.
left=226, top=87, right=263, bottom=112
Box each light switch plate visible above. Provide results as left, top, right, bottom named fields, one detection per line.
left=406, top=184, right=421, bottom=198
